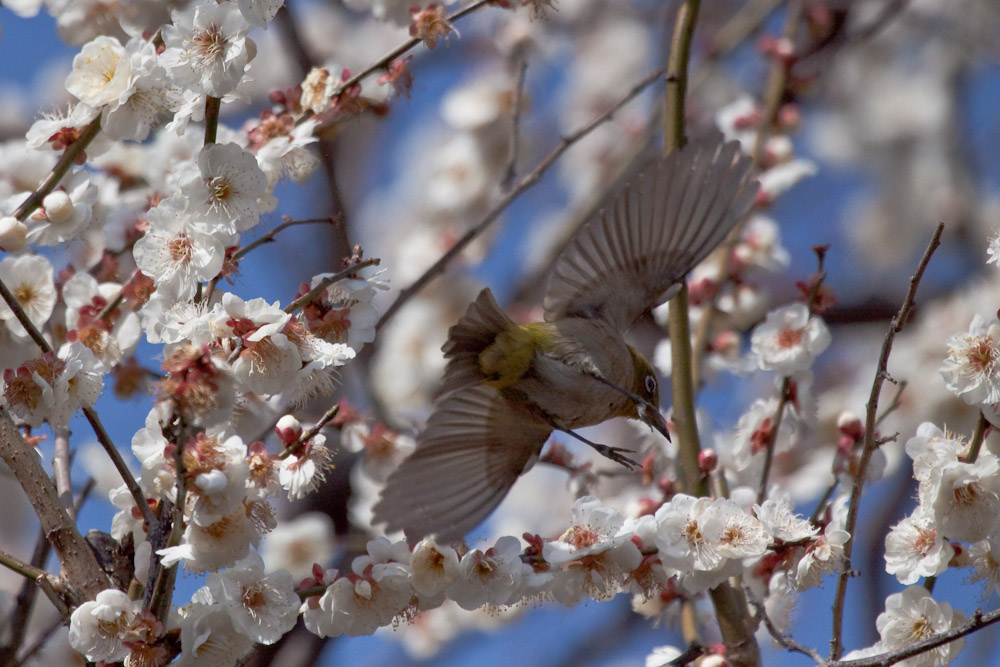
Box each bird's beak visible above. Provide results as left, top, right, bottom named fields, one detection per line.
left=638, top=402, right=671, bottom=442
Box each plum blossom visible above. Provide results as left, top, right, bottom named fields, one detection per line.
left=884, top=510, right=954, bottom=585
left=181, top=142, right=268, bottom=233
left=750, top=303, right=831, bottom=375
left=875, top=586, right=965, bottom=666
left=161, top=0, right=254, bottom=97
left=940, top=313, right=1000, bottom=407
left=65, top=36, right=134, bottom=107
left=200, top=553, right=299, bottom=644
left=445, top=536, right=531, bottom=610
left=260, top=512, right=338, bottom=580
left=68, top=589, right=143, bottom=663
left=133, top=196, right=226, bottom=301
left=0, top=254, right=56, bottom=338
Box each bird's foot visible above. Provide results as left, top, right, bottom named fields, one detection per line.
left=589, top=443, right=640, bottom=470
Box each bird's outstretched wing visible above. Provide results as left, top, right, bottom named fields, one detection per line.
left=373, top=385, right=552, bottom=543
left=543, top=135, right=758, bottom=332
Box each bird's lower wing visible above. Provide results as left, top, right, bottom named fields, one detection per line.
left=372, top=385, right=552, bottom=543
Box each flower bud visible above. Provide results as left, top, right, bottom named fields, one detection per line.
left=837, top=410, right=863, bottom=441
left=42, top=191, right=74, bottom=224
left=275, top=414, right=302, bottom=444
left=0, top=216, right=27, bottom=252
left=698, top=449, right=718, bottom=474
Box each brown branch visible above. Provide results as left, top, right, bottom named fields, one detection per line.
left=81, top=406, right=155, bottom=528
left=376, top=65, right=669, bottom=331
left=52, top=427, right=73, bottom=518
left=830, top=222, right=944, bottom=660
left=0, top=409, right=108, bottom=606
left=501, top=56, right=529, bottom=191
left=12, top=117, right=101, bottom=222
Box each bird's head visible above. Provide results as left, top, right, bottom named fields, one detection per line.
left=626, top=346, right=671, bottom=440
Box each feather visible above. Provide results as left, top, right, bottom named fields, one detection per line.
left=543, top=134, right=758, bottom=332
left=372, top=385, right=552, bottom=543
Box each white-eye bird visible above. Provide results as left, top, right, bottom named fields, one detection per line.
left=373, top=135, right=758, bottom=542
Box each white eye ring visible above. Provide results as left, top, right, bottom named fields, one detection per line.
left=644, top=375, right=657, bottom=393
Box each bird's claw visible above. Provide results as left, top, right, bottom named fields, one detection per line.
left=592, top=444, right=640, bottom=470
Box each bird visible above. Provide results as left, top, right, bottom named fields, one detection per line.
left=373, top=134, right=758, bottom=543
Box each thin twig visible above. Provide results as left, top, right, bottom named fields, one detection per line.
left=745, top=587, right=824, bottom=663
left=81, top=406, right=155, bottom=527
left=757, top=377, right=792, bottom=505
left=502, top=57, right=529, bottom=190
left=320, top=0, right=493, bottom=109
left=278, top=403, right=341, bottom=459
left=377, top=65, right=669, bottom=331
left=284, top=257, right=381, bottom=314
left=874, top=379, right=908, bottom=427
left=13, top=117, right=102, bottom=222
left=830, top=222, right=944, bottom=661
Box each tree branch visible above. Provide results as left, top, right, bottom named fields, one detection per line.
left=830, top=222, right=944, bottom=660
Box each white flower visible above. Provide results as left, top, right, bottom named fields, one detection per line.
left=700, top=499, right=771, bottom=560
left=261, top=512, right=337, bottom=580
left=278, top=433, right=333, bottom=500
left=728, top=396, right=801, bottom=474
left=876, top=586, right=965, bottom=667
left=884, top=510, right=953, bottom=585
left=755, top=497, right=818, bottom=542
left=253, top=117, right=319, bottom=187
left=3, top=342, right=104, bottom=428
left=791, top=522, right=849, bottom=591
left=26, top=169, right=99, bottom=246
left=968, top=537, right=1000, bottom=595
left=217, top=293, right=301, bottom=396
left=159, top=499, right=272, bottom=573
left=62, top=272, right=141, bottom=369
left=161, top=0, right=254, bottom=97
left=201, top=553, right=299, bottom=644
left=925, top=456, right=1000, bottom=543
left=65, top=36, right=133, bottom=107
left=750, top=303, right=831, bottom=375
left=176, top=600, right=255, bottom=666
left=756, top=159, right=817, bottom=202
left=237, top=0, right=285, bottom=28
left=302, top=268, right=387, bottom=351
left=410, top=539, right=460, bottom=597
left=905, top=423, right=965, bottom=486
left=181, top=142, right=268, bottom=233
left=186, top=434, right=250, bottom=527
left=304, top=547, right=413, bottom=637
left=444, top=536, right=530, bottom=610
left=543, top=496, right=635, bottom=563
left=341, top=422, right=415, bottom=483
left=102, top=36, right=176, bottom=142
left=940, top=313, right=1000, bottom=407
left=133, top=196, right=226, bottom=301
left=655, top=494, right=724, bottom=573
left=0, top=254, right=56, bottom=338
left=68, top=589, right=141, bottom=663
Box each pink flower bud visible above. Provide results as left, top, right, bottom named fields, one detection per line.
left=276, top=414, right=302, bottom=444
left=698, top=449, right=718, bottom=473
